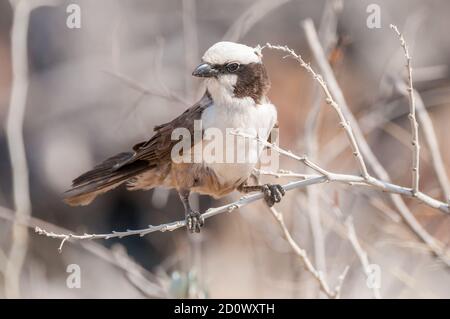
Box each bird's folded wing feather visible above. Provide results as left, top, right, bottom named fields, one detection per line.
left=64, top=91, right=213, bottom=205
left=116, top=91, right=213, bottom=168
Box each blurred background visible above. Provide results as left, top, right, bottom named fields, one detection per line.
left=0, top=0, right=450, bottom=298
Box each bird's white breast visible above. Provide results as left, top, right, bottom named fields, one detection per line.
left=199, top=97, right=277, bottom=186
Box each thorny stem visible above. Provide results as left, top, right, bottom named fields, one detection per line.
left=390, top=24, right=420, bottom=195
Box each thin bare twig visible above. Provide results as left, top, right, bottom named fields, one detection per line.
left=415, top=93, right=450, bottom=205
left=255, top=168, right=312, bottom=179
left=391, top=78, right=450, bottom=205
left=103, top=70, right=187, bottom=106
left=394, top=83, right=450, bottom=205
left=269, top=207, right=349, bottom=298
left=344, top=217, right=381, bottom=299
left=222, top=0, right=290, bottom=42
left=111, top=245, right=170, bottom=298
left=5, top=0, right=41, bottom=299
left=231, top=130, right=330, bottom=177
left=182, top=0, right=198, bottom=101
left=390, top=24, right=420, bottom=194
left=324, top=194, right=381, bottom=298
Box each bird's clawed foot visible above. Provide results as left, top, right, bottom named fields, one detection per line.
left=186, top=211, right=204, bottom=233
left=262, top=184, right=285, bottom=207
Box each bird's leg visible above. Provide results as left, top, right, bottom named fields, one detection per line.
left=238, top=183, right=285, bottom=207
left=178, top=189, right=204, bottom=233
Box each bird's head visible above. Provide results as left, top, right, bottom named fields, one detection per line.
left=192, top=41, right=270, bottom=105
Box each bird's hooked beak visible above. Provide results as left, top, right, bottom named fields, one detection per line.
left=192, top=63, right=218, bottom=78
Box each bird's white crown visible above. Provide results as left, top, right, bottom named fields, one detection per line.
left=202, top=41, right=262, bottom=65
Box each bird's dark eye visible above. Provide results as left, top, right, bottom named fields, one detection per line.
left=226, top=62, right=240, bottom=73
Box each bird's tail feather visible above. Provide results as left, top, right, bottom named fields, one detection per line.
left=64, top=152, right=149, bottom=206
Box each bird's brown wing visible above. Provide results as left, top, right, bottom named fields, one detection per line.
left=64, top=91, right=213, bottom=206
left=118, top=91, right=212, bottom=166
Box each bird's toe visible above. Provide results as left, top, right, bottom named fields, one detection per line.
left=263, top=184, right=285, bottom=207
left=186, top=211, right=204, bottom=233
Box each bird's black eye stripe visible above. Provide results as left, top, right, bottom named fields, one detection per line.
left=226, top=62, right=240, bottom=73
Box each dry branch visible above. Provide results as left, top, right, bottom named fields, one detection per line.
left=390, top=24, right=420, bottom=194
left=300, top=20, right=449, bottom=266
left=344, top=217, right=381, bottom=299
left=269, top=207, right=349, bottom=298
left=5, top=0, right=36, bottom=299
left=35, top=176, right=329, bottom=251
left=324, top=195, right=381, bottom=299
left=104, top=70, right=187, bottom=106
left=35, top=167, right=449, bottom=242
left=414, top=92, right=450, bottom=205
left=223, top=0, right=290, bottom=42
